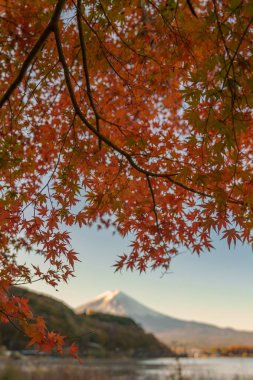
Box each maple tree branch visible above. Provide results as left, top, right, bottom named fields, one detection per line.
left=54, top=24, right=243, bottom=206
left=221, top=16, right=253, bottom=91
left=146, top=174, right=159, bottom=228
left=75, top=0, right=148, bottom=144
left=15, top=60, right=60, bottom=120
left=76, top=0, right=101, bottom=150
left=186, top=0, right=197, bottom=17
left=98, top=0, right=159, bottom=64
left=21, top=113, right=77, bottom=214
left=213, top=0, right=232, bottom=65
left=0, top=309, right=25, bottom=336
left=0, top=0, right=66, bottom=109
left=145, top=0, right=178, bottom=29
left=74, top=3, right=139, bottom=91
left=146, top=173, right=170, bottom=257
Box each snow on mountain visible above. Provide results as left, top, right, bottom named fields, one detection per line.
left=76, top=290, right=163, bottom=320
left=76, top=290, right=253, bottom=348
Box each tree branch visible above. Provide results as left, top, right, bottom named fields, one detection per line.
left=0, top=0, right=67, bottom=109
left=0, top=309, right=25, bottom=336
left=146, top=174, right=159, bottom=228
left=222, top=16, right=253, bottom=91
left=76, top=0, right=101, bottom=150
left=186, top=0, right=197, bottom=17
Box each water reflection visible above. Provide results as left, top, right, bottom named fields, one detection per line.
left=138, top=357, right=253, bottom=379
left=2, top=357, right=253, bottom=380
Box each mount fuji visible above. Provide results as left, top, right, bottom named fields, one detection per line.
left=76, top=290, right=253, bottom=348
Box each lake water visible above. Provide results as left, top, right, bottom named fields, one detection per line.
left=2, top=357, right=253, bottom=380
left=84, top=357, right=253, bottom=379
left=137, top=357, right=253, bottom=379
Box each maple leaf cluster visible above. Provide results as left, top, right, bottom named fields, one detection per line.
left=0, top=0, right=252, bottom=353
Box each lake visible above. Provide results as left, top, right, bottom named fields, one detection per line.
left=139, top=357, right=253, bottom=379
left=2, top=357, right=253, bottom=379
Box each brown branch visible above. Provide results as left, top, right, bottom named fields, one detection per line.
left=0, top=0, right=67, bottom=109
left=76, top=0, right=101, bottom=150
left=74, top=3, right=140, bottom=87
left=98, top=0, right=159, bottom=64
left=186, top=0, right=197, bottom=17
left=0, top=309, right=25, bottom=336
left=146, top=174, right=159, bottom=229
left=213, top=0, right=240, bottom=130
left=21, top=113, right=76, bottom=214
left=16, top=60, right=60, bottom=119
left=221, top=16, right=253, bottom=91
left=145, top=0, right=177, bottom=30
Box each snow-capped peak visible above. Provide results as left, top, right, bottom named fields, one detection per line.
left=75, top=289, right=162, bottom=319
left=94, top=289, right=120, bottom=302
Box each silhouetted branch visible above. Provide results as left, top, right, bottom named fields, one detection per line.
left=0, top=0, right=66, bottom=109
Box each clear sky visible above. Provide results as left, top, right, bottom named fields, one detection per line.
left=26, top=223, right=253, bottom=332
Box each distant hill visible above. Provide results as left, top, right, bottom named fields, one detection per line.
left=76, top=290, right=253, bottom=349
left=0, top=287, right=172, bottom=358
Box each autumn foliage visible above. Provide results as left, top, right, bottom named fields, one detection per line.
left=0, top=0, right=252, bottom=353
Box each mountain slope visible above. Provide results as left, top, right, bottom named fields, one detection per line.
left=76, top=290, right=253, bottom=348
left=1, top=287, right=171, bottom=358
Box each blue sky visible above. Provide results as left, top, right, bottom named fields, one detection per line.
left=26, top=223, right=253, bottom=331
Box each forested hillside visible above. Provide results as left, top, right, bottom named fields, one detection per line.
left=0, top=288, right=172, bottom=358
